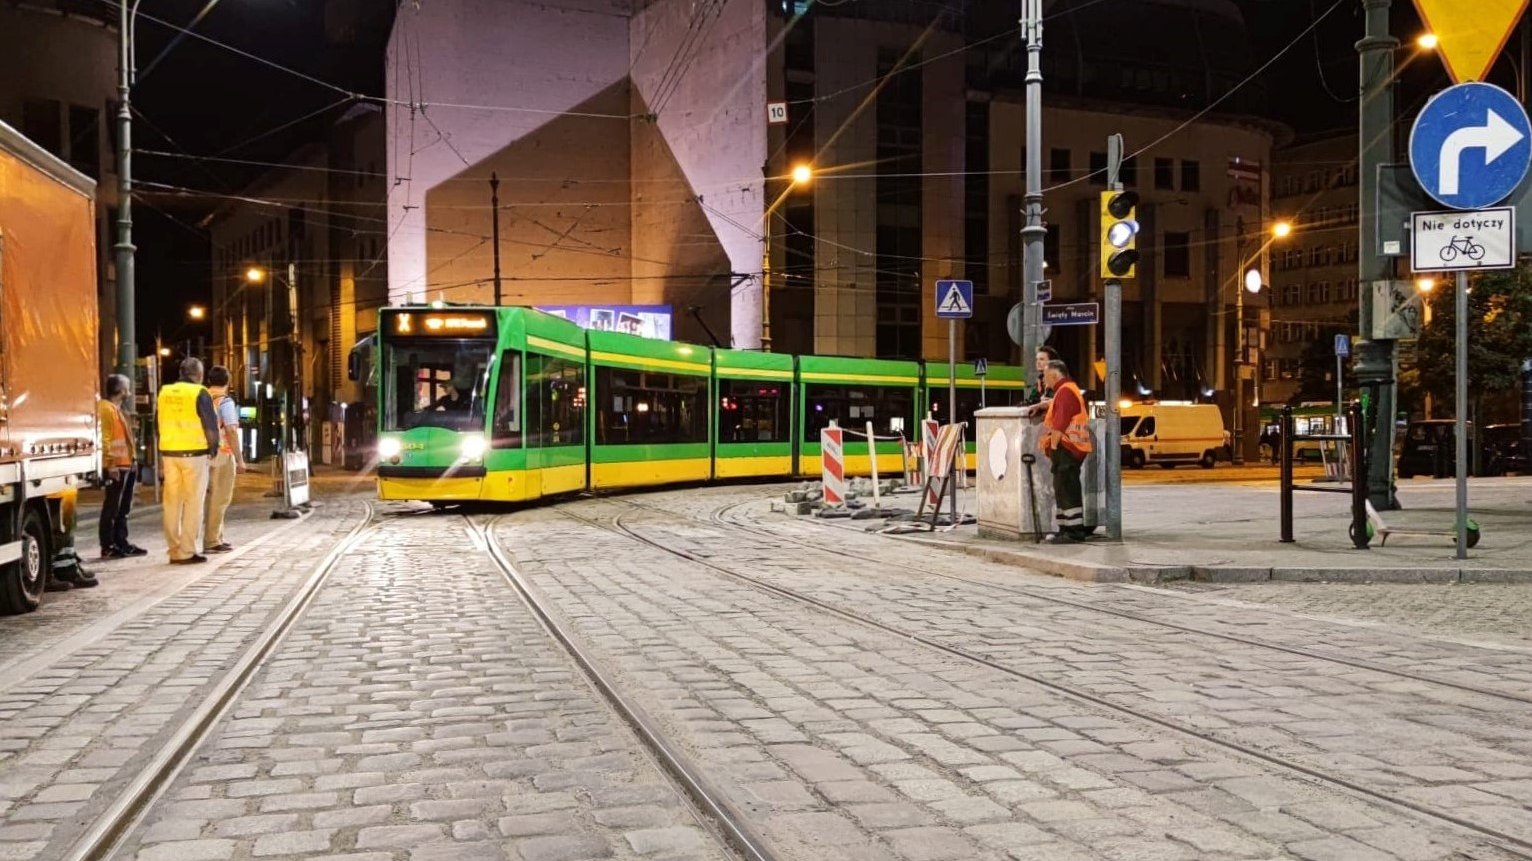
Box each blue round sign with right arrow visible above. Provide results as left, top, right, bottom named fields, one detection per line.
left=1410, top=82, right=1532, bottom=210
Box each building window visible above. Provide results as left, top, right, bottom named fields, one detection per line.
left=1089, top=151, right=1107, bottom=186
left=1283, top=285, right=1300, bottom=305
left=965, top=101, right=989, bottom=294
left=1154, top=158, right=1174, bottom=190
left=1163, top=231, right=1190, bottom=278
left=1044, top=223, right=1060, bottom=272
left=1049, top=148, right=1071, bottom=183
left=1121, top=155, right=1138, bottom=187
left=67, top=105, right=100, bottom=178
left=875, top=49, right=922, bottom=360
left=1181, top=159, right=1200, bottom=192
left=22, top=99, right=62, bottom=158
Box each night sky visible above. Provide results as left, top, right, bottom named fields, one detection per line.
left=119, top=0, right=1483, bottom=343
left=124, top=0, right=392, bottom=348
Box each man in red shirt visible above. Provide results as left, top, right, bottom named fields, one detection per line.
left=1040, top=360, right=1094, bottom=542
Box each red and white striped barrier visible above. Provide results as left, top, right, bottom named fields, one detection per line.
left=821, top=426, right=846, bottom=507
left=922, top=418, right=940, bottom=509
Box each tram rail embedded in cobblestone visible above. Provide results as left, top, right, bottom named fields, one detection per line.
left=556, top=499, right=1532, bottom=857
left=471, top=514, right=778, bottom=861
left=692, top=499, right=1532, bottom=708
left=61, top=503, right=377, bottom=861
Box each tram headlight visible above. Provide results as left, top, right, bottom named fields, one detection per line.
left=460, top=434, right=487, bottom=461
left=378, top=437, right=401, bottom=460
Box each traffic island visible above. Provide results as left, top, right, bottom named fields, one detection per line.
left=788, top=477, right=1532, bottom=585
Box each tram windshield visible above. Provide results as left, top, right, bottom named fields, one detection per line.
left=383, top=339, right=496, bottom=432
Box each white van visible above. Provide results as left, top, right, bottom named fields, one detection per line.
left=1119, top=404, right=1229, bottom=469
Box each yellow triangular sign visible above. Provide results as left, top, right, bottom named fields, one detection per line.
left=1414, top=0, right=1530, bottom=83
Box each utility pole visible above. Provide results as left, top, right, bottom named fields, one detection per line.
left=1018, top=0, right=1045, bottom=366
left=490, top=172, right=503, bottom=305
left=1357, top=0, right=1400, bottom=510
left=114, top=1, right=139, bottom=375
left=1103, top=134, right=1125, bottom=541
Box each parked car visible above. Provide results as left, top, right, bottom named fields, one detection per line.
left=1482, top=424, right=1529, bottom=476
left=1396, top=420, right=1529, bottom=478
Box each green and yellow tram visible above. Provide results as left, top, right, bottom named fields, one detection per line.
left=368, top=305, right=1025, bottom=504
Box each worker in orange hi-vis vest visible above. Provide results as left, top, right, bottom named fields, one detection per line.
left=1039, top=360, right=1094, bottom=543
left=96, top=374, right=146, bottom=565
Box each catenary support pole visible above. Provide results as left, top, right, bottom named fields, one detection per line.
left=1357, top=0, right=1399, bottom=510
left=1019, top=0, right=1045, bottom=364
left=490, top=172, right=503, bottom=306
left=115, top=0, right=138, bottom=375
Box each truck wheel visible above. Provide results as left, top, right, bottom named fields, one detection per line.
left=1199, top=451, right=1216, bottom=469
left=0, top=508, right=49, bottom=615
left=1130, top=451, right=1146, bottom=469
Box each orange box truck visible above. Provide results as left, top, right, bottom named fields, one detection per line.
left=0, top=120, right=102, bottom=613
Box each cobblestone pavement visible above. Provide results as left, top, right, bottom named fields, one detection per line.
left=1160, top=582, right=1532, bottom=648
left=0, top=499, right=368, bottom=861
left=498, top=497, right=1525, bottom=861
left=116, top=509, right=724, bottom=861
left=2, top=499, right=328, bottom=672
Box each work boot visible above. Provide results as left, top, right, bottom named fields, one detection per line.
left=54, top=567, right=98, bottom=588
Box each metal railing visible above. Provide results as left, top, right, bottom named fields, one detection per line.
left=1279, top=402, right=1368, bottom=548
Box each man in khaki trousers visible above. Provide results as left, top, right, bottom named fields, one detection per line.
left=203, top=366, right=247, bottom=553
left=157, top=358, right=219, bottom=565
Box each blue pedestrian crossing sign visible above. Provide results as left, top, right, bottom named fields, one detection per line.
left=1409, top=82, right=1532, bottom=210
left=973, top=357, right=988, bottom=377
left=934, top=280, right=974, bottom=319
left=1334, top=333, right=1350, bottom=358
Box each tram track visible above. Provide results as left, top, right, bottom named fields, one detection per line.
left=61, top=502, right=379, bottom=861
left=687, top=497, right=1532, bottom=707
left=468, top=513, right=776, bottom=861
left=553, top=497, right=1532, bottom=858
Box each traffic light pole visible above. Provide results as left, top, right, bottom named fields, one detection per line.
left=1357, top=0, right=1400, bottom=510
left=1019, top=0, right=1045, bottom=367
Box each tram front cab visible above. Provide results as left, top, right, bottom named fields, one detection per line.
left=372, top=308, right=500, bottom=502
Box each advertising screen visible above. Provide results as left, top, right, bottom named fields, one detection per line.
left=536, top=305, right=673, bottom=340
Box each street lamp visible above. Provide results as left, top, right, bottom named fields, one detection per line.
left=1231, top=220, right=1292, bottom=465
left=246, top=267, right=266, bottom=284
left=1417, top=32, right=1439, bottom=50
left=760, top=163, right=813, bottom=352
left=188, top=304, right=207, bottom=321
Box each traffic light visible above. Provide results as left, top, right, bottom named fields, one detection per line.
left=1100, top=190, right=1140, bottom=278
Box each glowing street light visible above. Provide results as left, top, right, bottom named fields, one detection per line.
left=1417, top=33, right=1439, bottom=50
left=187, top=304, right=207, bottom=321
left=790, top=163, right=813, bottom=185
left=1416, top=277, right=1437, bottom=293
left=1244, top=268, right=1264, bottom=294
left=1272, top=220, right=1293, bottom=239
left=158, top=346, right=171, bottom=357
left=245, top=267, right=266, bottom=284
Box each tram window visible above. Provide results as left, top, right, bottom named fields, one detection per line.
left=718, top=379, right=787, bottom=443
left=491, top=351, right=521, bottom=449
left=383, top=341, right=494, bottom=432
left=525, top=354, right=586, bottom=447
left=804, top=384, right=914, bottom=442
left=596, top=367, right=707, bottom=445
left=927, top=388, right=1015, bottom=430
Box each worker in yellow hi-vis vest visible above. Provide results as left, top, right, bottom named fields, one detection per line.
left=156, top=358, right=220, bottom=564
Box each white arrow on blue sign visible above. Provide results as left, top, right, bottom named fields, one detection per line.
left=935, top=280, right=974, bottom=319
left=1409, top=82, right=1532, bottom=210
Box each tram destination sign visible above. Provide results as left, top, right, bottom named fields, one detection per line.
left=390, top=310, right=498, bottom=337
